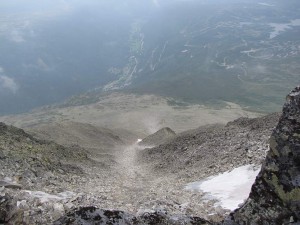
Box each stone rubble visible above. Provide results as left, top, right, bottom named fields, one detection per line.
left=2, top=87, right=300, bottom=224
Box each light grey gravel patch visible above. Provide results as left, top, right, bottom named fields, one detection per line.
left=0, top=180, right=22, bottom=189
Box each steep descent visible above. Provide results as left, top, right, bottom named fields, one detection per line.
left=54, top=87, right=300, bottom=224
left=225, top=86, right=300, bottom=224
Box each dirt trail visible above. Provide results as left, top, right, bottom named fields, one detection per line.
left=112, top=142, right=154, bottom=203
left=70, top=140, right=210, bottom=218
left=116, top=143, right=146, bottom=184
left=78, top=141, right=154, bottom=210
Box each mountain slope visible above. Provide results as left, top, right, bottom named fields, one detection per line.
left=52, top=87, right=300, bottom=225
left=138, top=113, right=280, bottom=180
left=28, top=121, right=127, bottom=152
left=0, top=122, right=88, bottom=191
left=2, top=88, right=300, bottom=224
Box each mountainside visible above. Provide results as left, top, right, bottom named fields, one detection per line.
left=0, top=122, right=92, bottom=223
left=0, top=121, right=140, bottom=224
left=52, top=87, right=300, bottom=224
left=138, top=113, right=280, bottom=179
left=27, top=121, right=132, bottom=157
left=225, top=86, right=300, bottom=224
left=1, top=88, right=300, bottom=224
left=1, top=0, right=300, bottom=224
left=0, top=112, right=278, bottom=224
left=0, top=122, right=88, bottom=191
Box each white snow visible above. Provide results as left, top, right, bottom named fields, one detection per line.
left=185, top=165, right=261, bottom=210
left=269, top=19, right=300, bottom=39
left=137, top=139, right=142, bottom=143
left=25, top=191, right=75, bottom=203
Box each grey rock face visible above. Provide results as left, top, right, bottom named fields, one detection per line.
left=225, top=86, right=300, bottom=224
left=0, top=194, right=11, bottom=224
left=53, top=207, right=136, bottom=225
left=139, top=127, right=176, bottom=147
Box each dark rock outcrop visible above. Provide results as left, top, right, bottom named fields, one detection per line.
left=139, top=127, right=176, bottom=147
left=224, top=86, right=300, bottom=224
left=53, top=207, right=212, bottom=225
left=0, top=194, right=12, bottom=224
left=0, top=193, right=25, bottom=225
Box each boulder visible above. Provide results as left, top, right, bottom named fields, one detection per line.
left=53, top=206, right=212, bottom=225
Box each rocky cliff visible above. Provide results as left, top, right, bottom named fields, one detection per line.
left=224, top=86, right=300, bottom=224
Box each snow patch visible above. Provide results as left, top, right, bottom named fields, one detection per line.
left=25, top=191, right=75, bottom=203
left=269, top=19, right=300, bottom=39
left=185, top=165, right=260, bottom=210
left=258, top=3, right=275, bottom=7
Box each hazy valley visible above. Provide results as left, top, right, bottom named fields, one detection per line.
left=0, top=0, right=300, bottom=224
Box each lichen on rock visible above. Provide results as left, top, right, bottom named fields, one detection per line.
left=225, top=86, right=300, bottom=224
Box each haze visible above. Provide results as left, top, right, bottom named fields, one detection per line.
left=0, top=0, right=299, bottom=114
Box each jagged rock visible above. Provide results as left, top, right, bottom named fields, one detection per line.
left=0, top=193, right=25, bottom=225
left=53, top=207, right=136, bottom=225
left=224, top=86, right=300, bottom=224
left=0, top=194, right=11, bottom=223
left=53, top=206, right=212, bottom=225
left=139, top=127, right=176, bottom=147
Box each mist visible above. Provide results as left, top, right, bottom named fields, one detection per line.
left=0, top=0, right=299, bottom=114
